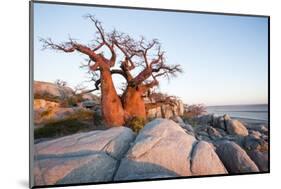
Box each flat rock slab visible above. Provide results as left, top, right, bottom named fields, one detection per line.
left=34, top=127, right=135, bottom=186
left=34, top=153, right=116, bottom=185
left=34, top=81, right=74, bottom=100
left=35, top=127, right=135, bottom=159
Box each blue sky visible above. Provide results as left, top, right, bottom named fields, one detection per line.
left=33, top=2, right=268, bottom=106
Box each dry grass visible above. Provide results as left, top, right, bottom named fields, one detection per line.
left=34, top=108, right=100, bottom=139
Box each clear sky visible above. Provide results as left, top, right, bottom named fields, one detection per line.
left=33, top=2, right=268, bottom=106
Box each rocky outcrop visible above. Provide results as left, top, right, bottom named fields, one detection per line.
left=34, top=127, right=135, bottom=185
left=193, top=114, right=250, bottom=140
left=33, top=117, right=267, bottom=186
left=34, top=99, right=60, bottom=110
left=34, top=81, right=74, bottom=102
left=34, top=103, right=93, bottom=126
left=114, top=119, right=227, bottom=180
left=215, top=141, right=259, bottom=173
left=190, top=114, right=268, bottom=173
left=114, top=119, right=197, bottom=180
left=34, top=81, right=99, bottom=104
left=34, top=81, right=101, bottom=126
left=245, top=124, right=268, bottom=135
left=146, top=100, right=184, bottom=119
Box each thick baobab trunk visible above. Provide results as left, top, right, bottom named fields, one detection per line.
left=100, top=68, right=125, bottom=127
left=122, top=86, right=146, bottom=120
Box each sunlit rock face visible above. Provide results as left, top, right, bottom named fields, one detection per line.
left=114, top=119, right=227, bottom=181
left=32, top=115, right=267, bottom=186
left=33, top=81, right=100, bottom=126
left=34, top=127, right=135, bottom=185
left=34, top=81, right=74, bottom=101
left=146, top=98, right=184, bottom=119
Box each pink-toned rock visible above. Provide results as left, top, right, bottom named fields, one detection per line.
left=34, top=153, right=116, bottom=185
left=191, top=141, right=228, bottom=175
left=34, top=81, right=74, bottom=100
left=33, top=127, right=135, bottom=186
left=34, top=99, right=60, bottom=110
left=226, top=119, right=249, bottom=136
left=114, top=119, right=229, bottom=181
left=114, top=119, right=197, bottom=180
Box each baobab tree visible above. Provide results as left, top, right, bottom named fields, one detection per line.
left=41, top=15, right=182, bottom=127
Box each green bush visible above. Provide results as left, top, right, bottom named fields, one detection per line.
left=126, top=116, right=146, bottom=133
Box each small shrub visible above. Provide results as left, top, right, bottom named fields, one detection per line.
left=126, top=116, right=146, bottom=133
left=184, top=104, right=207, bottom=118
left=182, top=104, right=207, bottom=127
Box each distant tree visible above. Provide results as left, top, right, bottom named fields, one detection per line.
left=41, top=15, right=182, bottom=127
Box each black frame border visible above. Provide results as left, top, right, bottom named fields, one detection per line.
left=29, top=0, right=270, bottom=188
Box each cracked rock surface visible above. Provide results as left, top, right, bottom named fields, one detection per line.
left=34, top=127, right=135, bottom=185
left=114, top=119, right=227, bottom=180
left=33, top=118, right=261, bottom=186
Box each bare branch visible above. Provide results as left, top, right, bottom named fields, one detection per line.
left=84, top=14, right=116, bottom=66
left=40, top=37, right=99, bottom=61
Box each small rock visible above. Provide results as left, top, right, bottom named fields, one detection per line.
left=245, top=124, right=268, bottom=134
left=226, top=119, right=249, bottom=136
left=249, top=130, right=262, bottom=139
left=213, top=116, right=226, bottom=130
left=216, top=128, right=227, bottom=136
left=223, top=114, right=231, bottom=121
left=207, top=127, right=222, bottom=140
left=194, top=125, right=208, bottom=133
left=244, top=136, right=268, bottom=152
